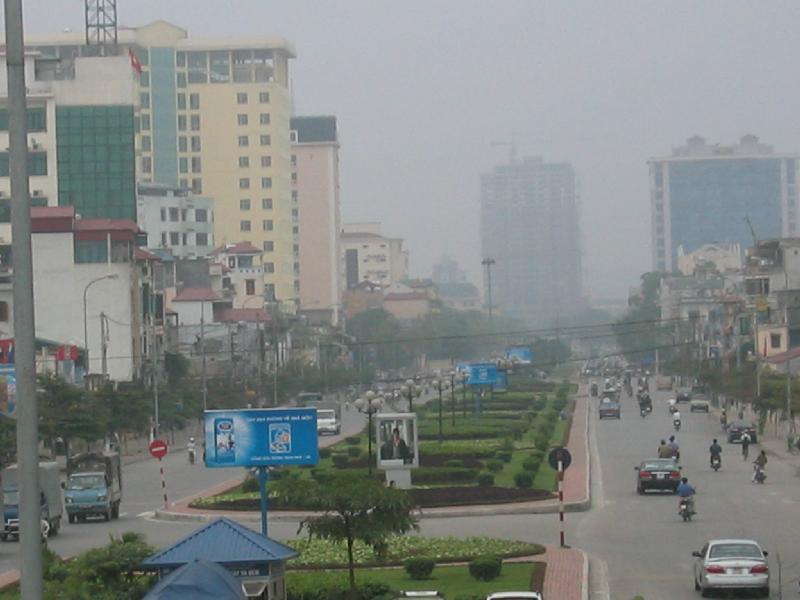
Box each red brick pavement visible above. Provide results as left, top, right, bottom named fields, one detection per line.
left=564, top=394, right=589, bottom=504
left=541, top=546, right=586, bottom=600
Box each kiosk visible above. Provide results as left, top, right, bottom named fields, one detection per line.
left=375, top=413, right=418, bottom=489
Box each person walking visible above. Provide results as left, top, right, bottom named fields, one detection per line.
left=741, top=431, right=752, bottom=460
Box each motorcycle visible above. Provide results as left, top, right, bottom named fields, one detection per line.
left=673, top=419, right=681, bottom=432
left=753, top=464, right=766, bottom=484
left=640, top=406, right=648, bottom=418
left=711, top=455, right=721, bottom=471
left=679, top=498, right=694, bottom=522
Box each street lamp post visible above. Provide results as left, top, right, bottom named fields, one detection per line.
left=355, top=391, right=383, bottom=475
left=82, top=274, right=119, bottom=376
left=461, top=371, right=469, bottom=416
left=433, top=377, right=449, bottom=442
left=401, top=379, right=420, bottom=413
left=449, top=369, right=457, bottom=426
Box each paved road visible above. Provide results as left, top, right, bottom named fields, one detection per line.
left=578, top=387, right=800, bottom=600
left=0, top=405, right=367, bottom=573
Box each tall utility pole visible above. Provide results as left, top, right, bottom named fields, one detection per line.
left=100, top=312, right=108, bottom=378
left=482, top=257, right=496, bottom=322
left=5, top=0, right=43, bottom=596
left=150, top=279, right=159, bottom=436
left=200, top=300, right=207, bottom=411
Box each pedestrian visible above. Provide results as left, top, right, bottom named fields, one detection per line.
left=741, top=431, right=751, bottom=460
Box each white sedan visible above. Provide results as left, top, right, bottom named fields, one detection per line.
left=693, top=539, right=769, bottom=597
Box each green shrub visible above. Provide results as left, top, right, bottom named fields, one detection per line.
left=411, top=467, right=478, bottom=485
left=345, top=436, right=360, bottom=445
left=319, top=447, right=332, bottom=459
left=514, top=471, right=534, bottom=488
left=404, top=557, right=435, bottom=580
left=477, top=472, right=495, bottom=487
left=331, top=454, right=349, bottom=468
left=347, top=446, right=362, bottom=458
left=534, top=434, right=550, bottom=452
left=521, top=458, right=541, bottom=472
left=499, top=437, right=515, bottom=451
left=486, top=459, right=504, bottom=473
left=241, top=476, right=259, bottom=493
left=496, top=451, right=513, bottom=463
left=444, top=459, right=464, bottom=468
left=529, top=449, right=545, bottom=462
left=310, top=469, right=334, bottom=484
left=469, top=555, right=503, bottom=581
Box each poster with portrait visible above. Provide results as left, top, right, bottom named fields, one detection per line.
left=375, top=413, right=418, bottom=470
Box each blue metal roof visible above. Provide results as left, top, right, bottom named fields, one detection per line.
left=142, top=517, right=298, bottom=569
left=143, top=559, right=246, bottom=600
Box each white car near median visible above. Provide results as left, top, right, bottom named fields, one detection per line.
left=316, top=409, right=341, bottom=435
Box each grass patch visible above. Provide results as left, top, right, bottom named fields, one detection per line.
left=287, top=562, right=545, bottom=596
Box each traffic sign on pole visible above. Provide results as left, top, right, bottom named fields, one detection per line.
left=548, top=446, right=572, bottom=548
left=149, top=439, right=168, bottom=459
left=548, top=446, right=572, bottom=471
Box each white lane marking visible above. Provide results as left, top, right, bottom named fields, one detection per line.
left=137, top=511, right=154, bottom=518
left=118, top=512, right=128, bottom=518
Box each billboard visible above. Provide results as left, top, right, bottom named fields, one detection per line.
left=376, top=413, right=419, bottom=470
left=466, top=363, right=498, bottom=386
left=506, top=346, right=533, bottom=364
left=203, top=408, right=319, bottom=468
left=494, top=369, right=508, bottom=392
left=0, top=365, right=15, bottom=417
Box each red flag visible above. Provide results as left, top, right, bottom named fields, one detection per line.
left=128, top=48, right=142, bottom=74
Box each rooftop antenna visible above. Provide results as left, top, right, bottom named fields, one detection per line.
left=85, top=0, right=118, bottom=55
left=491, top=132, right=518, bottom=165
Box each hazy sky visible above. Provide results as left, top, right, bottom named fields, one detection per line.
left=12, top=1, right=800, bottom=299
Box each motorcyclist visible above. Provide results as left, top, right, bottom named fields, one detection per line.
left=720, top=409, right=728, bottom=430
left=741, top=431, right=752, bottom=460
left=676, top=477, right=696, bottom=514
left=187, top=437, right=197, bottom=463
left=668, top=435, right=680, bottom=460
left=672, top=410, right=682, bottom=430
left=709, top=439, right=722, bottom=467
left=752, top=450, right=767, bottom=482
left=658, top=439, right=672, bottom=459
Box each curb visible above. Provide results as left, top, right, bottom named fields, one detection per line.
left=581, top=548, right=589, bottom=600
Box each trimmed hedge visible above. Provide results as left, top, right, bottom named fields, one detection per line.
left=411, top=467, right=478, bottom=485
left=477, top=472, right=495, bottom=487
left=404, top=557, right=435, bottom=580
left=319, top=448, right=332, bottom=459
left=486, top=459, right=504, bottom=473
left=521, top=458, right=541, bottom=472
left=347, top=446, right=362, bottom=458
left=469, top=555, right=503, bottom=581
left=331, top=454, right=349, bottom=468
left=344, top=436, right=361, bottom=445
left=514, top=471, right=534, bottom=489
left=496, top=451, right=513, bottom=463
left=444, top=459, right=464, bottom=468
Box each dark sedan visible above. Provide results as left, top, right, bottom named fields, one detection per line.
left=727, top=420, right=758, bottom=444
left=635, top=458, right=682, bottom=494
left=598, top=398, right=621, bottom=419
left=676, top=388, right=692, bottom=403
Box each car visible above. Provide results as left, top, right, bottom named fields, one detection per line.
left=634, top=458, right=681, bottom=494
left=316, top=409, right=341, bottom=435
left=486, top=594, right=543, bottom=600
left=676, top=388, right=692, bottom=403
left=692, top=539, right=769, bottom=597
left=598, top=398, right=621, bottom=419
left=394, top=592, right=446, bottom=600
left=727, top=420, right=758, bottom=443
left=690, top=397, right=710, bottom=413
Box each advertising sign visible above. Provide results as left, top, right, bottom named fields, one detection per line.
left=203, top=408, right=319, bottom=468
left=375, top=413, right=419, bottom=470
left=494, top=369, right=508, bottom=392
left=466, top=362, right=498, bottom=386
left=506, top=346, right=533, bottom=364
left=0, top=365, right=16, bottom=417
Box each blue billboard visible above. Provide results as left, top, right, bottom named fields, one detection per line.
left=467, top=363, right=498, bottom=386
left=494, top=369, right=508, bottom=392
left=203, top=408, right=319, bottom=468
left=506, top=346, right=533, bottom=364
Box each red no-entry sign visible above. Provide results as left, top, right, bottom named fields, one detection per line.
left=149, top=439, right=168, bottom=459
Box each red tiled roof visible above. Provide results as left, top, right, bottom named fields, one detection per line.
left=31, top=206, right=75, bottom=219
left=215, top=308, right=271, bottom=323
left=765, top=347, right=800, bottom=364
left=172, top=287, right=220, bottom=302
left=384, top=292, right=429, bottom=301
left=134, top=247, right=161, bottom=261
left=75, top=218, right=141, bottom=233
left=209, top=241, right=261, bottom=255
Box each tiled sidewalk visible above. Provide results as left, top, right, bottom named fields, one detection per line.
left=541, top=546, right=586, bottom=599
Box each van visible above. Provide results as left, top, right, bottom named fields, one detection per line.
left=316, top=409, right=341, bottom=435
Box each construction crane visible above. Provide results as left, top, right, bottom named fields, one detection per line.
left=85, top=0, right=118, bottom=53
left=745, top=215, right=758, bottom=247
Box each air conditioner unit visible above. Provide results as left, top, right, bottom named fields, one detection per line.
left=32, top=190, right=43, bottom=197
left=30, top=139, right=41, bottom=150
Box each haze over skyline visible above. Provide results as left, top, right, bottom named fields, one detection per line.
left=12, top=0, right=800, bottom=301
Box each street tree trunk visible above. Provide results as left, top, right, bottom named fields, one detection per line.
left=346, top=534, right=356, bottom=589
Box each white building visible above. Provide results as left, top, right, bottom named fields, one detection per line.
left=209, top=242, right=266, bottom=308
left=137, top=182, right=215, bottom=258
left=341, top=222, right=408, bottom=289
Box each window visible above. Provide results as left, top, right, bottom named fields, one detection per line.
left=169, top=207, right=179, bottom=222
left=237, top=92, right=248, bottom=104
left=259, top=91, right=270, bottom=103
left=291, top=190, right=298, bottom=201
left=263, top=240, right=274, bottom=252
left=176, top=51, right=186, bottom=67
left=141, top=114, right=151, bottom=131
left=139, top=71, right=149, bottom=87
left=788, top=159, right=796, bottom=184
left=291, top=172, right=297, bottom=184
left=191, top=136, right=201, bottom=152
left=259, top=113, right=270, bottom=125
left=161, top=232, right=167, bottom=246
left=239, top=256, right=254, bottom=268
left=179, top=157, right=188, bottom=173
left=238, top=135, right=249, bottom=147
left=177, top=93, right=186, bottom=110
left=263, top=219, right=273, bottom=231
left=209, top=50, right=230, bottom=83
left=239, top=178, right=250, bottom=189
left=177, top=115, right=187, bottom=131
left=245, top=279, right=256, bottom=295
left=182, top=233, right=188, bottom=246
left=187, top=51, right=208, bottom=83
left=170, top=232, right=180, bottom=246
left=237, top=114, right=249, bottom=126
left=160, top=208, right=166, bottom=221
left=142, top=156, right=152, bottom=173
left=141, top=135, right=151, bottom=151
left=74, top=240, right=108, bottom=263
left=189, top=93, right=200, bottom=110
left=196, top=232, right=208, bottom=246
left=178, top=136, right=187, bottom=152
left=261, top=156, right=271, bottom=167
left=260, top=134, right=271, bottom=146
left=240, top=220, right=251, bottom=232
left=176, top=72, right=187, bottom=88
left=140, top=92, right=150, bottom=109
left=291, top=154, right=297, bottom=166
left=179, top=178, right=188, bottom=188
left=292, top=208, right=299, bottom=218
left=264, top=262, right=275, bottom=274
left=262, top=198, right=273, bottom=210
left=261, top=177, right=272, bottom=189
left=190, top=115, right=200, bottom=131
left=240, top=199, right=251, bottom=210
left=191, top=157, right=202, bottom=173
left=0, top=108, right=47, bottom=132
left=239, top=156, right=250, bottom=168
left=195, top=208, right=208, bottom=222
left=771, top=334, right=782, bottom=349
left=191, top=178, right=202, bottom=194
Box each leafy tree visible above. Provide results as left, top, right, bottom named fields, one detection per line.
left=163, top=351, right=190, bottom=385
left=38, top=375, right=109, bottom=458
left=274, top=472, right=418, bottom=590
left=613, top=271, right=671, bottom=364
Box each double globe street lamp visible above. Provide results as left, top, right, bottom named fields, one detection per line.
left=400, top=379, right=422, bottom=413
left=431, top=377, right=451, bottom=442
left=354, top=391, right=383, bottom=475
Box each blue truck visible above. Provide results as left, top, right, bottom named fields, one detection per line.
left=64, top=451, right=122, bottom=523
left=2, top=461, right=63, bottom=540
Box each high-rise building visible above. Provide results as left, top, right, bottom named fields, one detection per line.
left=22, top=20, right=298, bottom=302
left=480, top=157, right=583, bottom=324
left=291, top=116, right=341, bottom=325
left=341, top=222, right=408, bottom=290
left=649, top=135, right=797, bottom=271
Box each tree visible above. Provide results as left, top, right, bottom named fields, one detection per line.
left=38, top=375, right=109, bottom=458
left=274, top=473, right=418, bottom=590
